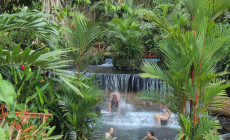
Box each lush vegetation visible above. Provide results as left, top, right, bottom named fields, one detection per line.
left=0, top=3, right=103, bottom=139
left=107, top=17, right=145, bottom=70
left=0, top=0, right=229, bottom=139
left=139, top=0, right=230, bottom=139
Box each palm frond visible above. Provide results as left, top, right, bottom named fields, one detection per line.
left=138, top=0, right=230, bottom=139
left=140, top=61, right=171, bottom=83
left=0, top=7, right=58, bottom=37
left=202, top=81, right=230, bottom=111
left=0, top=45, right=71, bottom=69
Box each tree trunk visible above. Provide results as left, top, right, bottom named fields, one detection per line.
left=43, top=0, right=62, bottom=22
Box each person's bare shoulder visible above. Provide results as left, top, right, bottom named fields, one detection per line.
left=105, top=132, right=110, bottom=138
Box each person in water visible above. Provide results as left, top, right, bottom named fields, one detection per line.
left=105, top=127, right=117, bottom=140
left=109, top=92, right=120, bottom=115
left=142, top=131, right=158, bottom=140
left=154, top=105, right=172, bottom=127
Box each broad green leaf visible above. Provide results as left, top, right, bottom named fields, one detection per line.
left=0, top=127, right=6, bottom=139
left=0, top=74, right=16, bottom=107
left=42, top=135, right=63, bottom=140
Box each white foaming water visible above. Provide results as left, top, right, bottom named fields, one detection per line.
left=142, top=58, right=159, bottom=63
left=100, top=99, right=179, bottom=129
left=101, top=58, right=113, bottom=66
left=100, top=58, right=159, bottom=67
left=100, top=110, right=179, bottom=129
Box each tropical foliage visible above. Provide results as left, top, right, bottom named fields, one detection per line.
left=0, top=0, right=43, bottom=13
left=107, top=16, right=145, bottom=70
left=0, top=6, right=102, bottom=139
left=91, top=0, right=145, bottom=21
left=1, top=0, right=230, bottom=139
left=139, top=0, right=230, bottom=139
left=0, top=74, right=17, bottom=114
left=68, top=12, right=103, bottom=73
left=0, top=7, right=58, bottom=50
left=49, top=74, right=103, bottom=139
left=0, top=74, right=63, bottom=139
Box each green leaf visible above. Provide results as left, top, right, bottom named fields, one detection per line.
left=46, top=126, right=56, bottom=137
left=25, top=83, right=49, bottom=104
left=0, top=127, right=6, bottom=139
left=59, top=76, right=83, bottom=97
left=0, top=74, right=16, bottom=107
left=42, top=135, right=63, bottom=140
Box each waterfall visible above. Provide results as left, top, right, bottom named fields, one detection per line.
left=67, top=62, right=179, bottom=140
left=105, top=58, right=113, bottom=64
left=85, top=73, right=162, bottom=92
left=103, top=58, right=159, bottom=66
left=142, top=58, right=159, bottom=63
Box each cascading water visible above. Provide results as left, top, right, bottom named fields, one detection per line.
left=94, top=91, right=179, bottom=140
left=85, top=73, right=162, bottom=92
left=100, top=58, right=159, bottom=67
left=73, top=58, right=179, bottom=140
left=104, top=58, right=113, bottom=65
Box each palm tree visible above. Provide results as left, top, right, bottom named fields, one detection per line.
left=58, top=74, right=103, bottom=139
left=139, top=0, right=230, bottom=139
left=68, top=12, right=103, bottom=74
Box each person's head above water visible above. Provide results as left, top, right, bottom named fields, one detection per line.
left=108, top=127, right=114, bottom=134
left=111, top=92, right=119, bottom=98
left=147, top=131, right=154, bottom=137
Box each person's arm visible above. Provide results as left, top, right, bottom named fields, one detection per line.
left=142, top=136, right=147, bottom=140
left=117, top=101, right=120, bottom=115
left=166, top=106, right=172, bottom=122
left=117, top=93, right=120, bottom=115
left=153, top=136, right=159, bottom=140
left=109, top=94, right=113, bottom=114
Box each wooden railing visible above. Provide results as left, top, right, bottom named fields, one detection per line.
left=14, top=112, right=52, bottom=124
left=0, top=111, right=51, bottom=134
left=143, top=51, right=158, bottom=58
left=94, top=41, right=107, bottom=52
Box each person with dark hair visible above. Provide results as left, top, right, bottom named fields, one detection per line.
left=142, top=131, right=158, bottom=140
left=109, top=92, right=120, bottom=115
left=105, top=127, right=117, bottom=140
